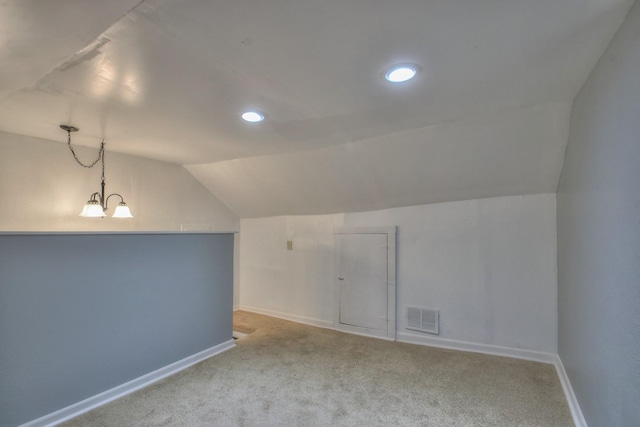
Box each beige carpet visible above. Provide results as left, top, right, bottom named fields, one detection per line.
left=62, top=311, right=574, bottom=426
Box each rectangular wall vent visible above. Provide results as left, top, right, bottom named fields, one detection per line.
left=406, top=307, right=439, bottom=334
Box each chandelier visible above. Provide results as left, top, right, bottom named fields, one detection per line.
left=60, top=125, right=133, bottom=218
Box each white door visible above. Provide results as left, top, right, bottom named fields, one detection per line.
left=335, top=227, right=396, bottom=339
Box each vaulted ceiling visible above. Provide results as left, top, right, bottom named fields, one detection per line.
left=0, top=0, right=634, bottom=216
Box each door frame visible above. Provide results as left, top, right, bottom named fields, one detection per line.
left=334, top=226, right=396, bottom=340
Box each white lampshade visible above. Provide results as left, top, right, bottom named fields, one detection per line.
left=79, top=200, right=106, bottom=217
left=112, top=202, right=133, bottom=218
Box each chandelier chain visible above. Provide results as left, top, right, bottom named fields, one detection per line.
left=66, top=130, right=104, bottom=169
left=101, top=142, right=106, bottom=183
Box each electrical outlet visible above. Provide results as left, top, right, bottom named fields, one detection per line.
left=287, top=240, right=293, bottom=250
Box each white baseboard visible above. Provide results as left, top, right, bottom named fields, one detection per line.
left=237, top=305, right=334, bottom=330
left=554, top=355, right=588, bottom=427
left=335, top=324, right=395, bottom=341
left=396, top=331, right=557, bottom=364
left=20, top=340, right=236, bottom=427
left=397, top=331, right=587, bottom=426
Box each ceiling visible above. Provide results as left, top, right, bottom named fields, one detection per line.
left=0, top=0, right=634, bottom=216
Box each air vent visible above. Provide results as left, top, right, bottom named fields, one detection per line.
left=406, top=307, right=439, bottom=334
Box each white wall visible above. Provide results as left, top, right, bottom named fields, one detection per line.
left=0, top=131, right=238, bottom=232
left=239, top=214, right=343, bottom=325
left=556, top=2, right=640, bottom=426
left=239, top=194, right=557, bottom=353
left=346, top=194, right=557, bottom=353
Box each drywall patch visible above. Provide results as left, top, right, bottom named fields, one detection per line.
left=56, top=37, right=111, bottom=72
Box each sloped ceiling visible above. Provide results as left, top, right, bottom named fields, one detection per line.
left=0, top=0, right=634, bottom=217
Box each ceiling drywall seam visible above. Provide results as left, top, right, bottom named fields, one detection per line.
left=3, top=0, right=150, bottom=102
left=185, top=100, right=568, bottom=168
left=566, top=0, right=636, bottom=104
left=554, top=99, right=576, bottom=194
left=554, top=0, right=636, bottom=193
left=179, top=166, right=240, bottom=218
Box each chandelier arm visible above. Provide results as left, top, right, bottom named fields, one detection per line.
left=104, top=193, right=125, bottom=211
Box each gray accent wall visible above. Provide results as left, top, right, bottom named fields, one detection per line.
left=0, top=233, right=234, bottom=427
left=556, top=3, right=640, bottom=426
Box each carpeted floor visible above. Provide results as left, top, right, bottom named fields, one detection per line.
left=62, top=311, right=574, bottom=426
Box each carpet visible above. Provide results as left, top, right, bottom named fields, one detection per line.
left=61, top=311, right=573, bottom=426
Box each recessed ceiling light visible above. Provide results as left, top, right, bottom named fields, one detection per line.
left=242, top=111, right=265, bottom=123
left=385, top=64, right=418, bottom=83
